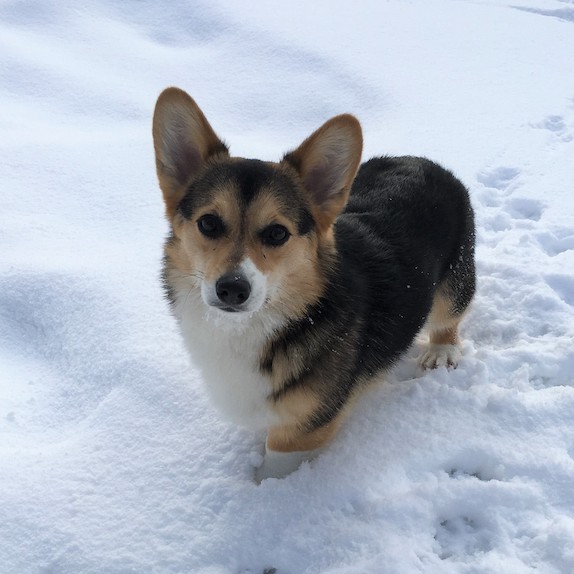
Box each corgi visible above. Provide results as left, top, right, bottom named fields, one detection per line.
left=152, top=87, right=476, bottom=482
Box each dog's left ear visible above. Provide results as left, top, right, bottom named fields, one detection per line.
left=152, top=87, right=229, bottom=219
left=283, top=114, right=362, bottom=232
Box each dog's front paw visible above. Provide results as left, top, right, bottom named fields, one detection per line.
left=419, top=344, right=462, bottom=370
left=255, top=445, right=316, bottom=483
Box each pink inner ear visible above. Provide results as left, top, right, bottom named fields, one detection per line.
left=304, top=164, right=340, bottom=207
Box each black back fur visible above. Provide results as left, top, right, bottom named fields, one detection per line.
left=263, top=156, right=476, bottom=431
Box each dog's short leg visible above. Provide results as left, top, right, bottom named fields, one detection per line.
left=420, top=323, right=462, bottom=370
left=420, top=287, right=465, bottom=370
left=420, top=205, right=475, bottom=370
left=255, top=416, right=343, bottom=482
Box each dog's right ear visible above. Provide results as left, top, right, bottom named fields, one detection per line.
left=282, top=114, right=362, bottom=234
left=152, top=88, right=228, bottom=219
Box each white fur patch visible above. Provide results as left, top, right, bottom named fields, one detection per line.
left=171, top=265, right=284, bottom=429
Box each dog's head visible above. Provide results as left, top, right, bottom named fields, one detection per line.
left=153, top=87, right=362, bottom=322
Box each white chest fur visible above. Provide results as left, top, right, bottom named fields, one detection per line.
left=173, top=288, right=282, bottom=430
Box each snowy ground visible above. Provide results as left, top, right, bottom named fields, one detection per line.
left=1, top=1, right=574, bottom=572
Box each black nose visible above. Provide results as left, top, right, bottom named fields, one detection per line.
left=215, top=273, right=251, bottom=307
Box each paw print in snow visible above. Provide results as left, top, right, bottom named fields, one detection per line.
left=477, top=166, right=520, bottom=191
left=504, top=197, right=545, bottom=222
left=531, top=114, right=573, bottom=142
left=434, top=516, right=492, bottom=560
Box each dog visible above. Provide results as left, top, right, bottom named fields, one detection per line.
left=152, top=87, right=476, bottom=481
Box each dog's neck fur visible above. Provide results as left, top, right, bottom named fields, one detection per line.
left=168, top=267, right=286, bottom=429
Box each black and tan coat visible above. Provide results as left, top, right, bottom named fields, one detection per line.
left=152, top=88, right=476, bottom=481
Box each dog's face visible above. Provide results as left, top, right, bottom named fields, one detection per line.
left=153, top=88, right=362, bottom=323
left=169, top=158, right=324, bottom=319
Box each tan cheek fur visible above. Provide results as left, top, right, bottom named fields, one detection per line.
left=245, top=194, right=326, bottom=318
left=170, top=187, right=244, bottom=284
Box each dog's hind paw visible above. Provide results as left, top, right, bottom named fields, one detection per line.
left=419, top=344, right=462, bottom=370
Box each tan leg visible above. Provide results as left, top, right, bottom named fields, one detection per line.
left=267, top=416, right=343, bottom=453
left=255, top=412, right=346, bottom=482
left=420, top=289, right=464, bottom=370
left=430, top=324, right=460, bottom=346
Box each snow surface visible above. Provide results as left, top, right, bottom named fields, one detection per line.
left=1, top=0, right=574, bottom=572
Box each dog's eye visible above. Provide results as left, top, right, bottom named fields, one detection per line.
left=197, top=214, right=225, bottom=238
left=260, top=224, right=290, bottom=247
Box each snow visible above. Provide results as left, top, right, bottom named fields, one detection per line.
left=1, top=0, right=573, bottom=572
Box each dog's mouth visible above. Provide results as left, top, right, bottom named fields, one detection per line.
left=211, top=304, right=241, bottom=313
left=203, top=288, right=261, bottom=316
left=203, top=299, right=260, bottom=331
left=203, top=295, right=262, bottom=317
left=220, top=306, right=239, bottom=313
